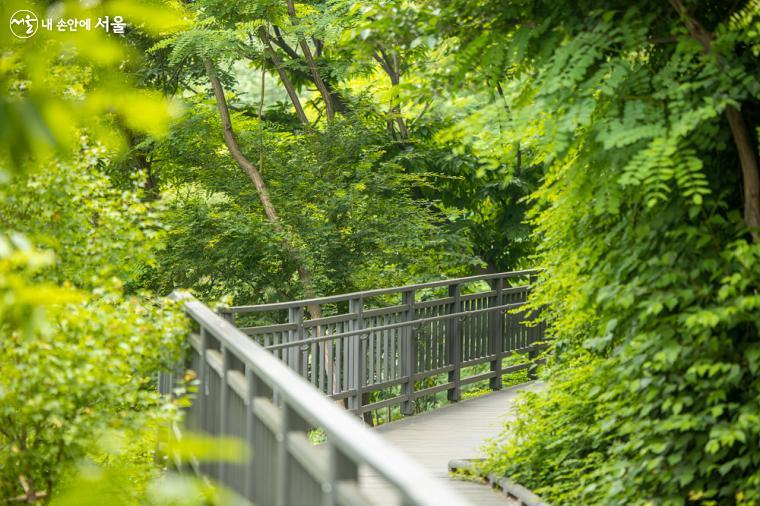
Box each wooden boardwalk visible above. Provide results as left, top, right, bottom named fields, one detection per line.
left=359, top=382, right=541, bottom=505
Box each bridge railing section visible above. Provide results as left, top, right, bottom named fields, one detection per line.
left=220, top=270, right=546, bottom=418
left=165, top=294, right=469, bottom=505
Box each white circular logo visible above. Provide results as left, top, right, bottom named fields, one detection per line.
left=10, top=10, right=38, bottom=39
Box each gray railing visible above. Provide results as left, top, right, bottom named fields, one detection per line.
left=220, top=270, right=546, bottom=418
left=164, top=294, right=470, bottom=505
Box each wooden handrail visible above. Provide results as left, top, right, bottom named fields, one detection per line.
left=165, top=292, right=471, bottom=505
left=222, top=269, right=539, bottom=313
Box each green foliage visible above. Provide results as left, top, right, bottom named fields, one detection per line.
left=7, top=0, right=759, bottom=503
left=0, top=1, right=191, bottom=501
left=0, top=0, right=182, bottom=174
left=143, top=101, right=475, bottom=303
left=0, top=280, right=188, bottom=500
left=482, top=356, right=608, bottom=503
left=0, top=146, right=164, bottom=291
left=51, top=430, right=249, bottom=506
left=435, top=1, right=760, bottom=504
left=0, top=144, right=188, bottom=500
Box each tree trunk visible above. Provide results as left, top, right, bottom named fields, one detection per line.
left=203, top=58, right=356, bottom=409
left=725, top=106, right=760, bottom=242
left=268, top=28, right=350, bottom=114
left=670, top=0, right=760, bottom=242
left=203, top=57, right=321, bottom=296
left=285, top=0, right=335, bottom=122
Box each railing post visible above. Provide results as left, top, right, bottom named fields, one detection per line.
left=348, top=297, right=365, bottom=415
left=244, top=366, right=255, bottom=501
left=288, top=306, right=304, bottom=372
left=217, top=306, right=234, bottom=482
left=276, top=404, right=310, bottom=506
left=490, top=277, right=504, bottom=390
left=447, top=283, right=461, bottom=402
left=401, top=289, right=416, bottom=416
left=217, top=307, right=235, bottom=325
left=198, top=327, right=209, bottom=432
left=327, top=443, right=358, bottom=506
left=248, top=367, right=274, bottom=505
left=219, top=345, right=230, bottom=482
left=526, top=277, right=539, bottom=380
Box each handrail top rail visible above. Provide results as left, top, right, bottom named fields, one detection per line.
left=172, top=291, right=471, bottom=506
left=223, top=269, right=539, bottom=314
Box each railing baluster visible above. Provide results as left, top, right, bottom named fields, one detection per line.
left=390, top=317, right=396, bottom=379
left=277, top=405, right=310, bottom=506
left=376, top=317, right=382, bottom=383
left=328, top=442, right=358, bottom=506
left=318, top=332, right=325, bottom=393
left=435, top=305, right=440, bottom=367
left=289, top=306, right=305, bottom=373
left=250, top=368, right=275, bottom=506
left=342, top=326, right=349, bottom=395
left=326, top=327, right=335, bottom=395
left=275, top=399, right=287, bottom=506
left=311, top=335, right=318, bottom=386
left=480, top=296, right=487, bottom=357
left=469, top=299, right=475, bottom=361
left=383, top=315, right=390, bottom=381
left=368, top=327, right=375, bottom=386
left=338, top=323, right=344, bottom=391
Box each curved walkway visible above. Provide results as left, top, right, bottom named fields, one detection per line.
left=359, top=382, right=542, bottom=505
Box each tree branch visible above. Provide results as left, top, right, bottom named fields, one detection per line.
left=258, top=26, right=310, bottom=125
left=726, top=106, right=760, bottom=241
left=409, top=100, right=432, bottom=128
left=285, top=0, right=335, bottom=121
left=372, top=48, right=397, bottom=84
left=272, top=26, right=301, bottom=60
left=312, top=37, right=323, bottom=58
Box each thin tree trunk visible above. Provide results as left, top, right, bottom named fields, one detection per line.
left=257, top=27, right=310, bottom=125
left=285, top=0, right=335, bottom=122
left=203, top=58, right=283, bottom=224
left=204, top=57, right=321, bottom=306
left=670, top=0, right=760, bottom=241
left=203, top=58, right=356, bottom=409
left=204, top=56, right=324, bottom=319
left=725, top=106, right=760, bottom=242
left=258, top=61, right=266, bottom=170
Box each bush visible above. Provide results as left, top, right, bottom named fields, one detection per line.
left=0, top=279, right=187, bottom=501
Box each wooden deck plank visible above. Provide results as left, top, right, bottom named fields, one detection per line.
left=358, top=382, right=542, bottom=505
